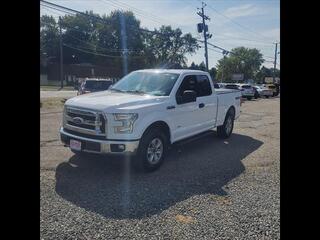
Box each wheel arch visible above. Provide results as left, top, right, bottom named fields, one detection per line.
left=141, top=120, right=171, bottom=144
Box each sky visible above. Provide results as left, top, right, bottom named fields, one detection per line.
left=40, top=0, right=280, bottom=69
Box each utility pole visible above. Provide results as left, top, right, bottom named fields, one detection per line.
left=273, top=42, right=278, bottom=83
left=197, top=2, right=211, bottom=72
left=59, top=16, right=64, bottom=89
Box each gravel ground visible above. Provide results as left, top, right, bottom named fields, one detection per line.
left=40, top=97, right=280, bottom=240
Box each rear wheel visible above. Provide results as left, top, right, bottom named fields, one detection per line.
left=217, top=109, right=235, bottom=139
left=246, top=96, right=252, bottom=100
left=265, top=95, right=269, bottom=98
left=134, top=128, right=168, bottom=172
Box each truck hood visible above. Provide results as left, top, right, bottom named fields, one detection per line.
left=65, top=90, right=168, bottom=111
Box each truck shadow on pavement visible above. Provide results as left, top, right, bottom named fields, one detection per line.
left=55, top=131, right=263, bottom=219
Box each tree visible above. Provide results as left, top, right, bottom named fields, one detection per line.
left=40, top=15, right=60, bottom=65
left=255, top=66, right=280, bottom=83
left=216, top=47, right=264, bottom=82
left=144, top=25, right=199, bottom=68
left=40, top=11, right=200, bottom=77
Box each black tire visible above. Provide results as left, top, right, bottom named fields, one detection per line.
left=71, top=149, right=88, bottom=157
left=265, top=95, right=269, bottom=98
left=133, top=127, right=168, bottom=172
left=217, top=108, right=235, bottom=139
left=246, top=96, right=252, bottom=100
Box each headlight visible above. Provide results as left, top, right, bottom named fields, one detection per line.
left=113, top=113, right=138, bottom=134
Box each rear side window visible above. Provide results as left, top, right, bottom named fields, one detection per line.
left=197, top=75, right=212, bottom=96
left=241, top=85, right=252, bottom=89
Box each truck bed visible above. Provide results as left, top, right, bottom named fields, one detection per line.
left=215, top=88, right=241, bottom=126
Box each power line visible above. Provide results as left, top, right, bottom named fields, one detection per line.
left=63, top=43, right=145, bottom=59
left=207, top=47, right=223, bottom=54
left=100, top=0, right=163, bottom=25
left=41, top=1, right=175, bottom=38
left=198, top=0, right=275, bottom=42
left=213, top=34, right=274, bottom=45
left=101, top=0, right=170, bottom=25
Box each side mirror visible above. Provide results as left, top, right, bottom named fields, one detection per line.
left=177, top=90, right=197, bottom=104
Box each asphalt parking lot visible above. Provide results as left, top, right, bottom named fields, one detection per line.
left=40, top=97, right=280, bottom=240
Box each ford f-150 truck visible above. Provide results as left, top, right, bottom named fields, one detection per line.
left=60, top=69, right=241, bottom=172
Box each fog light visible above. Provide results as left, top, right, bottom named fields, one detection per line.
left=110, top=144, right=126, bottom=152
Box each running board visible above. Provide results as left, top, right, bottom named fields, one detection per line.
left=172, top=130, right=215, bottom=147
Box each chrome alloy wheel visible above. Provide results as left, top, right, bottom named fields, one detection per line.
left=146, top=138, right=163, bottom=164
left=225, top=116, right=233, bottom=135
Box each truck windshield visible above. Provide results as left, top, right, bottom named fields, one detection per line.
left=110, top=71, right=180, bottom=96
left=84, top=80, right=112, bottom=90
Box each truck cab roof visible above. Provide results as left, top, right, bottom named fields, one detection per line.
left=134, top=69, right=209, bottom=75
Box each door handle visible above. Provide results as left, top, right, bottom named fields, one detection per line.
left=199, top=103, right=205, bottom=108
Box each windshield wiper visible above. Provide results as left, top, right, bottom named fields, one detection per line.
left=124, top=90, right=146, bottom=94
left=109, top=88, right=125, bottom=93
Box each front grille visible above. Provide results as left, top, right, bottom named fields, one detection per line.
left=64, top=107, right=106, bottom=136
left=64, top=128, right=107, bottom=140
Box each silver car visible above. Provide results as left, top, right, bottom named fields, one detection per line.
left=237, top=84, right=255, bottom=100
left=254, top=85, right=273, bottom=98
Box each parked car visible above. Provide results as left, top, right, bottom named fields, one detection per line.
left=252, top=86, right=260, bottom=99
left=264, top=83, right=279, bottom=97
left=60, top=69, right=242, bottom=172
left=254, top=85, right=273, bottom=98
left=224, top=84, right=240, bottom=90
left=213, top=83, right=220, bottom=88
left=77, top=78, right=113, bottom=95
left=237, top=84, right=255, bottom=100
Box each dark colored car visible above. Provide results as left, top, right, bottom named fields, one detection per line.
left=78, top=79, right=113, bottom=95
left=224, top=84, right=240, bottom=90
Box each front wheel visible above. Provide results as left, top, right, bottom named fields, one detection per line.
left=134, top=128, right=168, bottom=172
left=217, top=109, right=235, bottom=139
left=246, top=96, right=252, bottom=100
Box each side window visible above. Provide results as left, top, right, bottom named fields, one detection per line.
left=197, top=75, right=212, bottom=97
left=176, top=75, right=198, bottom=97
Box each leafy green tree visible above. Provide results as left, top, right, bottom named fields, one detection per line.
left=255, top=66, right=280, bottom=83
left=144, top=25, right=199, bottom=68
left=216, top=47, right=264, bottom=82
left=40, top=15, right=60, bottom=65
left=40, top=11, right=200, bottom=76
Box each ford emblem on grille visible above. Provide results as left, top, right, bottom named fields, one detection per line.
left=73, top=117, right=84, bottom=124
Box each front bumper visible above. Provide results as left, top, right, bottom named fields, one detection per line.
left=60, top=127, right=140, bottom=155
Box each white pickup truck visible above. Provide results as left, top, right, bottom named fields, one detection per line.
left=60, top=69, right=241, bottom=172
